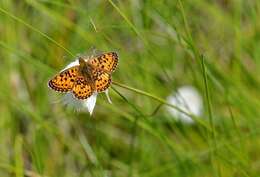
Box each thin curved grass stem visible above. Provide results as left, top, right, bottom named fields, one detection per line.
left=112, top=81, right=191, bottom=116
left=0, top=7, right=75, bottom=58
left=112, top=81, right=212, bottom=131
left=112, top=81, right=188, bottom=114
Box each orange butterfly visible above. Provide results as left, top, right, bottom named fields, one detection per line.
left=48, top=52, right=118, bottom=99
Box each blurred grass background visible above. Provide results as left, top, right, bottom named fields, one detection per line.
left=0, top=0, right=260, bottom=176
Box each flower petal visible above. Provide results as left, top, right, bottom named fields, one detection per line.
left=83, top=92, right=98, bottom=115
left=61, top=59, right=79, bottom=72
left=62, top=92, right=97, bottom=115
left=63, top=92, right=83, bottom=111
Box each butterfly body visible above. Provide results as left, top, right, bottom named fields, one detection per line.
left=78, top=57, right=96, bottom=89
left=48, top=52, right=118, bottom=99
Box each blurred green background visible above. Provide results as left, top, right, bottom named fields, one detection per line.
left=1, top=0, right=260, bottom=176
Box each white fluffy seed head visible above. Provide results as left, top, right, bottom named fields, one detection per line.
left=62, top=92, right=98, bottom=115
left=167, top=86, right=203, bottom=124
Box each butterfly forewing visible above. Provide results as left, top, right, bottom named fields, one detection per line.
left=88, top=52, right=118, bottom=73
left=72, top=76, right=94, bottom=99
left=48, top=66, right=79, bottom=92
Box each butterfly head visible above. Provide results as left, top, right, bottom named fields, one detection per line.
left=78, top=57, right=87, bottom=67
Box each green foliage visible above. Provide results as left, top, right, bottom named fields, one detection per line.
left=0, top=0, right=260, bottom=176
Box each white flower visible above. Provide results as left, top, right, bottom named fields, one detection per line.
left=61, top=58, right=112, bottom=115
left=166, top=86, right=203, bottom=124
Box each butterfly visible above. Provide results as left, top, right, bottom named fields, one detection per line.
left=48, top=52, right=118, bottom=99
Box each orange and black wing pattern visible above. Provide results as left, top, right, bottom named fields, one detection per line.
left=88, top=52, right=118, bottom=73
left=72, top=76, right=93, bottom=99
left=48, top=66, right=79, bottom=92
left=92, top=68, right=112, bottom=92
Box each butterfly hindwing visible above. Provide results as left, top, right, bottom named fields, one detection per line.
left=92, top=68, right=111, bottom=92
left=88, top=52, right=118, bottom=73
left=48, top=66, right=79, bottom=92
left=72, top=76, right=93, bottom=99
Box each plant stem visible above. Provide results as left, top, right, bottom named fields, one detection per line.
left=201, top=55, right=220, bottom=177
left=112, top=81, right=212, bottom=132
left=0, top=7, right=75, bottom=58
